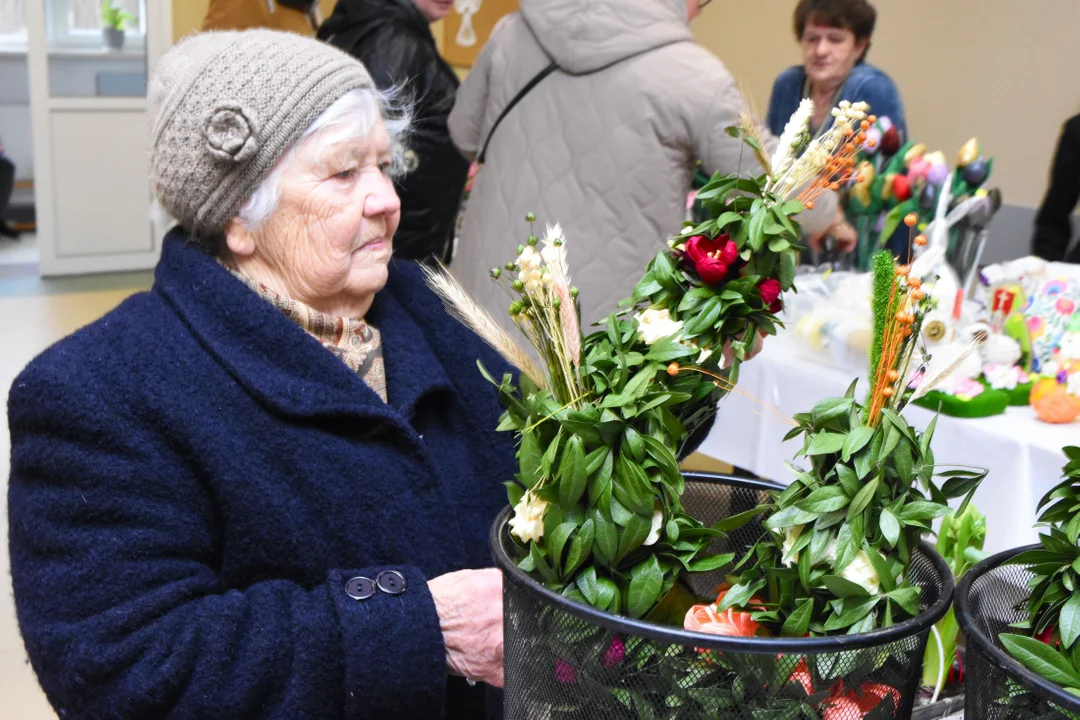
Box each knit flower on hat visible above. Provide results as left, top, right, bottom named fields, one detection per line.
left=204, top=106, right=260, bottom=163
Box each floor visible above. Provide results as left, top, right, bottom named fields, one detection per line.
left=0, top=263, right=152, bottom=720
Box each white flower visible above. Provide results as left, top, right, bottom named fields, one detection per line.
left=780, top=524, right=804, bottom=567
left=517, top=245, right=542, bottom=272
left=840, top=550, right=881, bottom=595
left=771, top=98, right=813, bottom=178
left=636, top=307, right=683, bottom=345
left=1068, top=373, right=1080, bottom=397
left=508, top=491, right=548, bottom=543
left=698, top=346, right=714, bottom=365
left=644, top=498, right=664, bottom=546
left=984, top=363, right=1019, bottom=391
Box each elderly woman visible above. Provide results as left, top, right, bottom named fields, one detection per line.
left=7, top=30, right=512, bottom=719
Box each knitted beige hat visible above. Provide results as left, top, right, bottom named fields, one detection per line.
left=149, top=29, right=374, bottom=237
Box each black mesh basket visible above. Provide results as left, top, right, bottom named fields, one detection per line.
left=955, top=545, right=1080, bottom=719
left=492, top=473, right=954, bottom=719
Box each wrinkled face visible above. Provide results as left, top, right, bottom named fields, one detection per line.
left=413, top=0, right=453, bottom=22
left=227, top=119, right=400, bottom=318
left=801, top=22, right=868, bottom=88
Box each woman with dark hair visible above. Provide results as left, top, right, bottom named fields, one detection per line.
left=768, top=0, right=905, bottom=141
left=766, top=0, right=905, bottom=257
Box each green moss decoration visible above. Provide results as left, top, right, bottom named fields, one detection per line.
left=867, top=250, right=898, bottom=415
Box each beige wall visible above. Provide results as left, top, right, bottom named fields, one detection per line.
left=693, top=0, right=1080, bottom=208
left=172, top=0, right=339, bottom=40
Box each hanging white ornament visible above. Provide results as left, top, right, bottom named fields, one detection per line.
left=453, top=0, right=482, bottom=47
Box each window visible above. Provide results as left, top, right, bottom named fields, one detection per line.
left=48, top=0, right=145, bottom=50
left=0, top=0, right=28, bottom=46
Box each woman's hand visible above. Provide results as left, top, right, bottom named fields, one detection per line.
left=721, top=331, right=766, bottom=367
left=428, top=568, right=504, bottom=687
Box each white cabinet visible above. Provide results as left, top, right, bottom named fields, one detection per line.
left=26, top=0, right=170, bottom=276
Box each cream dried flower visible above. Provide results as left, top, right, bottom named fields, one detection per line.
left=770, top=98, right=813, bottom=179
left=636, top=308, right=683, bottom=345
left=509, top=491, right=549, bottom=543
left=644, top=498, right=665, bottom=546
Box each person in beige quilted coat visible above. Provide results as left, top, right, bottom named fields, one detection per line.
left=449, top=0, right=839, bottom=329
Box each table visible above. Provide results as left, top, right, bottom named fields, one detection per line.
left=697, top=334, right=1078, bottom=554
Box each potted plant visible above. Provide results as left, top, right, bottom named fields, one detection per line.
left=101, top=0, right=135, bottom=51
left=433, top=100, right=979, bottom=717
left=956, top=446, right=1080, bottom=718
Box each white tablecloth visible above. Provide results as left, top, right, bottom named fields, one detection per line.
left=697, top=334, right=1078, bottom=554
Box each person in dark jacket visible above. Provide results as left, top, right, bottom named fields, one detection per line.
left=1032, top=113, right=1080, bottom=264
left=8, top=30, right=511, bottom=719
left=320, top=0, right=469, bottom=263
left=0, top=138, right=17, bottom=238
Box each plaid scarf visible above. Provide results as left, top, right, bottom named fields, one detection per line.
left=224, top=265, right=387, bottom=403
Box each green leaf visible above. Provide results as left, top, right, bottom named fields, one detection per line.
left=836, top=464, right=861, bottom=497
left=823, top=596, right=879, bottom=631
left=587, top=449, right=614, bottom=506
left=616, top=512, right=653, bottom=563
left=504, top=481, right=524, bottom=508
left=864, top=545, right=896, bottom=593
left=628, top=556, right=664, bottom=619
left=688, top=552, right=736, bottom=573
left=711, top=507, right=763, bottom=533
left=842, top=426, right=875, bottom=462
left=897, top=501, right=950, bottom=523
left=548, top=521, right=577, bottom=573
left=779, top=252, right=796, bottom=290
left=717, top=578, right=767, bottom=611
left=519, top=431, right=543, bottom=489
left=847, top=477, right=879, bottom=522
left=811, top=397, right=853, bottom=424
left=1000, top=633, right=1080, bottom=688
left=880, top=509, right=900, bottom=546
left=563, top=519, right=594, bottom=578
left=822, top=575, right=872, bottom=598
left=855, top=429, right=883, bottom=479
left=797, top=486, right=851, bottom=513
left=834, top=520, right=861, bottom=571
left=593, top=509, right=618, bottom=563
left=766, top=504, right=819, bottom=530
left=1060, top=593, right=1080, bottom=649
left=623, top=427, right=645, bottom=462
left=782, top=598, right=813, bottom=637
left=558, top=435, right=588, bottom=509
left=887, top=586, right=921, bottom=615
left=529, top=543, right=558, bottom=585
left=806, top=432, right=847, bottom=456
left=575, top=566, right=600, bottom=604
left=644, top=338, right=696, bottom=363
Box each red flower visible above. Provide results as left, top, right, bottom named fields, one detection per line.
left=554, top=658, right=577, bottom=684
left=600, top=635, right=625, bottom=668
left=822, top=682, right=901, bottom=720
left=684, top=585, right=764, bottom=637
left=758, top=278, right=783, bottom=314
left=684, top=234, right=738, bottom=285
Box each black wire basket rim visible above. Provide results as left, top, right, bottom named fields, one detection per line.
left=492, top=471, right=955, bottom=655
left=955, top=543, right=1080, bottom=712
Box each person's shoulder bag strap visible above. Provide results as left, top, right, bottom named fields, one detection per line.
left=477, top=61, right=559, bottom=164
left=449, top=61, right=559, bottom=264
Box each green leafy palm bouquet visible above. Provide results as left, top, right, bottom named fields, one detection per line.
left=424, top=101, right=873, bottom=620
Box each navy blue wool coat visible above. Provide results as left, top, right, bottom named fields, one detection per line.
left=7, top=230, right=520, bottom=719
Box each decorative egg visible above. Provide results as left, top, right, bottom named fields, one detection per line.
left=962, top=158, right=990, bottom=187
left=909, top=158, right=932, bottom=181
left=1032, top=385, right=1080, bottom=424
left=851, top=160, right=875, bottom=206
left=863, top=126, right=882, bottom=154
left=919, top=182, right=938, bottom=211
left=876, top=116, right=894, bottom=133
left=904, top=143, right=927, bottom=167
left=956, top=137, right=980, bottom=168
left=892, top=174, right=913, bottom=202
left=880, top=126, right=901, bottom=156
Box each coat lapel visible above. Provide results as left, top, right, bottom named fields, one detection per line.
left=153, top=230, right=451, bottom=425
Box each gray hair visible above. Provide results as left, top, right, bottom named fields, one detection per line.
left=235, top=86, right=411, bottom=235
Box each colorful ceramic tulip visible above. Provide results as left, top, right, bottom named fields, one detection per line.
left=956, top=137, right=980, bottom=168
